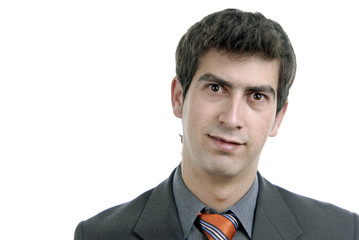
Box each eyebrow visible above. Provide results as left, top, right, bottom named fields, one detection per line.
left=246, top=86, right=276, bottom=99
left=197, top=73, right=276, bottom=98
left=198, top=73, right=235, bottom=89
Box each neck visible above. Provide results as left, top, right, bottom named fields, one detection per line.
left=181, top=160, right=257, bottom=212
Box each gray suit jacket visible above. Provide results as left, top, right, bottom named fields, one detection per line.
left=74, top=169, right=359, bottom=239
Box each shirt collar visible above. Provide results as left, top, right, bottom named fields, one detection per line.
left=173, top=165, right=205, bottom=238
left=229, top=174, right=258, bottom=237
left=173, top=164, right=259, bottom=238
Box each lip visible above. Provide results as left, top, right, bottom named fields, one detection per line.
left=208, top=134, right=244, bottom=152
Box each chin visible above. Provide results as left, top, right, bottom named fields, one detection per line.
left=207, top=154, right=255, bottom=176
left=204, top=161, right=241, bottom=178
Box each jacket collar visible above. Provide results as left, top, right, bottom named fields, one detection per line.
left=252, top=172, right=302, bottom=240
left=133, top=169, right=184, bottom=240
left=133, top=169, right=302, bottom=240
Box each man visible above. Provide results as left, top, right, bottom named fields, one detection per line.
left=75, top=9, right=359, bottom=240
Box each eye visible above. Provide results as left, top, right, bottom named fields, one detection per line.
left=209, top=84, right=222, bottom=93
left=252, top=93, right=264, bottom=101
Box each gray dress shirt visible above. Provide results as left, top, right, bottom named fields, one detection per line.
left=173, top=165, right=259, bottom=240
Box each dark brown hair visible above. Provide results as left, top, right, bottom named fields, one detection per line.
left=175, top=9, right=296, bottom=113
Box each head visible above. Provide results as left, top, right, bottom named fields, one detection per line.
left=175, top=8, right=296, bottom=114
left=171, top=9, right=296, bottom=182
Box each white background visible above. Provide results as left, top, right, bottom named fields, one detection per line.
left=1, top=0, right=358, bottom=239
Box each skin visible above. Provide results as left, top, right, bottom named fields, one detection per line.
left=171, top=49, right=288, bottom=212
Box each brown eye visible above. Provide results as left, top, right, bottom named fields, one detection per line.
left=210, top=84, right=220, bottom=92
left=253, top=93, right=263, bottom=101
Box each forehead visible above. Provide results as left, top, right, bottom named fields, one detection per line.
left=193, top=50, right=280, bottom=90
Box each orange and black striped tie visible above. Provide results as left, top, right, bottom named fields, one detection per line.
left=197, top=212, right=239, bottom=240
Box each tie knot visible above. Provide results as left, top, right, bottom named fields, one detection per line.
left=197, top=212, right=239, bottom=240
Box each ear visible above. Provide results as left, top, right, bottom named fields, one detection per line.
left=171, top=76, right=183, bottom=118
left=269, top=101, right=288, bottom=137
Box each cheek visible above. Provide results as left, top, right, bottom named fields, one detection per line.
left=182, top=100, right=201, bottom=131
left=249, top=111, right=277, bottom=138
left=184, top=96, right=212, bottom=121
left=183, top=98, right=218, bottom=140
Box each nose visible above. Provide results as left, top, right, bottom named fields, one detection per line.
left=218, top=96, right=244, bottom=130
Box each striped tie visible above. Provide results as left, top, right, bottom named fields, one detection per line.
left=197, top=212, right=239, bottom=240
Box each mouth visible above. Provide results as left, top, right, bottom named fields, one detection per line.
left=207, top=134, right=245, bottom=152
left=208, top=135, right=244, bottom=145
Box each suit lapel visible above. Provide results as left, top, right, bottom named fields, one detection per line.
left=133, top=169, right=303, bottom=240
left=133, top=169, right=184, bottom=240
left=252, top=173, right=302, bottom=240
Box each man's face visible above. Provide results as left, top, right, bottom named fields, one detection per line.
left=172, top=50, right=287, bottom=180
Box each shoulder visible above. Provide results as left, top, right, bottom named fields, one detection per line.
left=262, top=176, right=359, bottom=237
left=74, top=169, right=177, bottom=240
left=75, top=188, right=154, bottom=240
left=277, top=184, right=356, bottom=220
